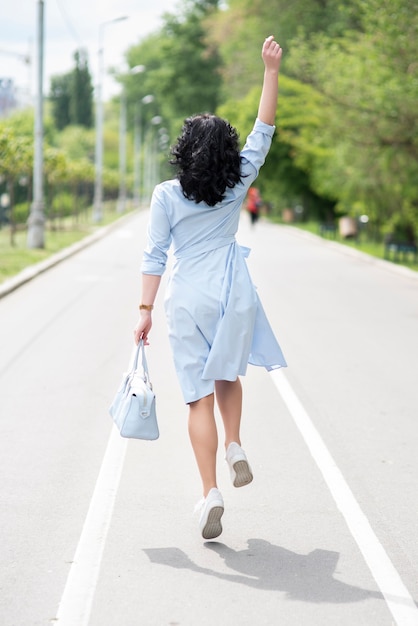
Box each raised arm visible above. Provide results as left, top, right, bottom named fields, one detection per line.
left=257, top=36, right=282, bottom=126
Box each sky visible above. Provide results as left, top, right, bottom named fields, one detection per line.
left=0, top=0, right=177, bottom=101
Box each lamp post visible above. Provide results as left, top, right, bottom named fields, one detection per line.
left=27, top=0, right=44, bottom=249
left=116, top=65, right=145, bottom=213
left=156, top=126, right=169, bottom=184
left=134, top=94, right=154, bottom=208
left=92, top=15, right=128, bottom=223
left=133, top=104, right=141, bottom=208
left=144, top=115, right=162, bottom=206
left=116, top=88, right=127, bottom=213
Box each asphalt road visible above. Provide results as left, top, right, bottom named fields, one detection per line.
left=0, top=211, right=417, bottom=626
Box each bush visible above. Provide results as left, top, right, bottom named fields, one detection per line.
left=50, top=191, right=75, bottom=219
left=12, top=201, right=30, bottom=225
left=382, top=204, right=417, bottom=244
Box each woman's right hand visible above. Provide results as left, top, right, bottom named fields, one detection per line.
left=262, top=36, right=282, bottom=73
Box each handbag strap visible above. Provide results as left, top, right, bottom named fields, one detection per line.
left=131, top=340, right=152, bottom=385
left=140, top=341, right=151, bottom=383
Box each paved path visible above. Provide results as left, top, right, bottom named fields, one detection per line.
left=0, top=212, right=417, bottom=626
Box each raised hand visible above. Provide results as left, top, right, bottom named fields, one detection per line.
left=262, top=36, right=282, bottom=73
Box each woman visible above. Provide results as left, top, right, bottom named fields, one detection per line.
left=134, top=36, right=286, bottom=540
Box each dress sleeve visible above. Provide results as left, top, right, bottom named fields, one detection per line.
left=240, top=118, right=275, bottom=188
left=140, top=186, right=172, bottom=276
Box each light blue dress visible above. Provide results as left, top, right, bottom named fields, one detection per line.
left=141, top=118, right=287, bottom=403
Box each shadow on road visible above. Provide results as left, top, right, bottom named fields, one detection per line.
left=144, top=538, right=384, bottom=604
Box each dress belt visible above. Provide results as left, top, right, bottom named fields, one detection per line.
left=174, top=236, right=237, bottom=259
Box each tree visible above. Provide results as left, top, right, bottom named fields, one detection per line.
left=207, top=0, right=363, bottom=102
left=55, top=124, right=95, bottom=161
left=70, top=49, right=93, bottom=128
left=285, top=0, right=418, bottom=232
left=210, top=0, right=418, bottom=232
left=219, top=75, right=332, bottom=217
left=0, top=126, right=33, bottom=243
left=50, top=73, right=72, bottom=131
left=199, top=0, right=370, bottom=220
left=125, top=0, right=222, bottom=139
left=49, top=49, right=93, bottom=130
left=159, top=0, right=221, bottom=117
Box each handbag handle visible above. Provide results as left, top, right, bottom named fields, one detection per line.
left=131, top=340, right=152, bottom=386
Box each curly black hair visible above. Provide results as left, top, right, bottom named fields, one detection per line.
left=170, top=114, right=242, bottom=207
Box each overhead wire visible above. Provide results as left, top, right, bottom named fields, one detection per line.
left=55, top=0, right=85, bottom=49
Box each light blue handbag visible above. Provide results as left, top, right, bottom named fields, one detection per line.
left=109, top=340, right=159, bottom=440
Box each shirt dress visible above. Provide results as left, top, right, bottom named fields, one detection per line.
left=141, top=118, right=287, bottom=404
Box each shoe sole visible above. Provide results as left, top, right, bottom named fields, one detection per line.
left=201, top=506, right=224, bottom=540
left=233, top=460, right=253, bottom=488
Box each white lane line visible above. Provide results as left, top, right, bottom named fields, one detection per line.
left=270, top=369, right=418, bottom=626
left=53, top=426, right=127, bottom=625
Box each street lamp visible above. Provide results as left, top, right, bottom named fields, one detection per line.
left=93, top=15, right=128, bottom=223
left=144, top=115, right=162, bottom=206
left=134, top=94, right=154, bottom=208
left=116, top=87, right=127, bottom=214
left=116, top=65, right=145, bottom=214
left=27, top=0, right=44, bottom=249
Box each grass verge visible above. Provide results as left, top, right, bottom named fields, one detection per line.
left=0, top=205, right=132, bottom=284
left=273, top=219, right=418, bottom=273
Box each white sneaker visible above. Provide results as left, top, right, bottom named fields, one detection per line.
left=225, top=442, right=253, bottom=487
left=195, top=488, right=224, bottom=540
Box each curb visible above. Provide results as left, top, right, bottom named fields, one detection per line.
left=0, top=211, right=138, bottom=300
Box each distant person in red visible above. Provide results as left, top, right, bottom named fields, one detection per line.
left=246, top=186, right=262, bottom=226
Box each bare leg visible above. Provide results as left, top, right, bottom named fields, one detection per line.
left=188, top=393, right=218, bottom=497
left=215, top=378, right=242, bottom=449
left=216, top=378, right=253, bottom=487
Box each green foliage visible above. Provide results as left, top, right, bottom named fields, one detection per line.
left=50, top=191, right=75, bottom=218
left=102, top=167, right=119, bottom=195
left=219, top=76, right=333, bottom=217
left=44, top=147, right=68, bottom=185
left=70, top=49, right=94, bottom=128
left=49, top=48, right=94, bottom=131
left=0, top=107, right=56, bottom=145
left=124, top=0, right=222, bottom=141
left=382, top=201, right=417, bottom=242
left=159, top=0, right=221, bottom=116
left=103, top=126, right=121, bottom=171
left=285, top=0, right=418, bottom=231
left=2, top=109, right=33, bottom=138
left=0, top=126, right=33, bottom=177
left=50, top=73, right=72, bottom=130
left=66, top=158, right=94, bottom=185
left=8, top=201, right=29, bottom=224
left=55, top=125, right=95, bottom=161
left=209, top=0, right=363, bottom=101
